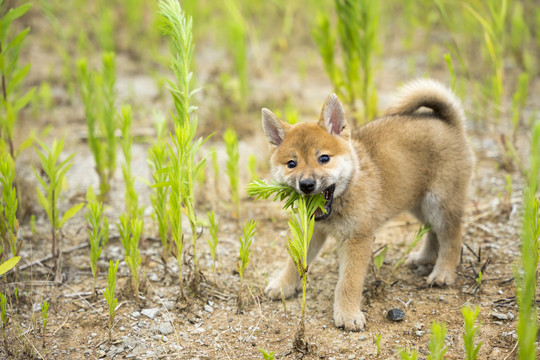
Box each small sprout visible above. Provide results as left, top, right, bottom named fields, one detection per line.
left=224, top=128, right=240, bottom=218
left=149, top=141, right=170, bottom=262
left=427, top=322, right=448, bottom=360
left=462, top=305, right=481, bottom=360
left=40, top=300, right=49, bottom=337
left=375, top=334, right=382, bottom=356
left=259, top=347, right=275, bottom=360
left=0, top=293, right=7, bottom=347
left=399, top=347, right=419, bottom=360
left=475, top=271, right=482, bottom=286
left=373, top=245, right=388, bottom=274
left=0, top=154, right=20, bottom=259
left=237, top=219, right=256, bottom=310
left=117, top=215, right=143, bottom=297
left=120, top=105, right=141, bottom=218
left=207, top=211, right=219, bottom=272
left=103, top=260, right=119, bottom=343
left=85, top=188, right=107, bottom=293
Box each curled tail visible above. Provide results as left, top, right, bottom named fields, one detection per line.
left=384, top=79, right=465, bottom=129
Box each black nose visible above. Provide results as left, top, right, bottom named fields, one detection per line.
left=299, top=179, right=316, bottom=194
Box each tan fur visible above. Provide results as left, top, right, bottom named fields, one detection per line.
left=262, top=79, right=474, bottom=331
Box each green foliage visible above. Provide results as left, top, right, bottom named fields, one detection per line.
left=103, top=260, right=119, bottom=342
left=373, top=245, right=387, bottom=273
left=0, top=255, right=19, bottom=276
left=149, top=141, right=170, bottom=261
left=85, top=188, right=107, bottom=291
left=0, top=1, right=35, bottom=158
left=160, top=0, right=210, bottom=293
left=0, top=153, right=19, bottom=257
left=248, top=155, right=258, bottom=181
left=461, top=305, right=481, bottom=360
left=119, top=105, right=141, bottom=218
left=33, top=138, right=84, bottom=271
left=0, top=293, right=6, bottom=328
left=77, top=53, right=118, bottom=198
left=40, top=300, right=49, bottom=336
left=117, top=215, right=143, bottom=297
left=312, top=0, right=380, bottom=122
left=224, top=128, right=240, bottom=216
left=207, top=211, right=219, bottom=271
left=399, top=347, right=419, bottom=360
left=238, top=219, right=256, bottom=283
left=259, top=347, right=275, bottom=360
left=516, top=121, right=540, bottom=359
left=246, top=179, right=304, bottom=211
left=375, top=334, right=382, bottom=356
left=427, top=322, right=448, bottom=360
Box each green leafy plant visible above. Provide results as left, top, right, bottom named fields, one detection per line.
left=237, top=219, right=256, bottom=308
left=119, top=105, right=140, bottom=218
left=427, top=322, right=448, bottom=360
left=259, top=347, right=275, bottom=360
left=224, top=128, right=240, bottom=218
left=103, top=260, right=119, bottom=343
left=461, top=305, right=481, bottom=360
left=373, top=245, right=387, bottom=274
left=0, top=1, right=35, bottom=159
left=206, top=211, right=219, bottom=273
left=247, top=179, right=325, bottom=350
left=399, top=347, right=419, bottom=360
left=40, top=300, right=48, bottom=337
left=117, top=215, right=142, bottom=297
left=375, top=334, right=382, bottom=356
left=0, top=293, right=7, bottom=348
left=312, top=0, right=380, bottom=123
left=149, top=141, right=170, bottom=262
left=516, top=121, right=540, bottom=359
left=159, top=0, right=210, bottom=294
left=33, top=138, right=84, bottom=279
left=85, top=188, right=108, bottom=293
left=77, top=53, right=118, bottom=198
left=0, top=154, right=19, bottom=259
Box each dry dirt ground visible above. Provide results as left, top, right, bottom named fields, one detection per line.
left=1, top=10, right=537, bottom=360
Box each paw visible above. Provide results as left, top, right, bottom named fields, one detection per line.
left=264, top=276, right=299, bottom=300
left=334, top=306, right=366, bottom=331
left=406, top=250, right=436, bottom=267
left=427, top=267, right=456, bottom=286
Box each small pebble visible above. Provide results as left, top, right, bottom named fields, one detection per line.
left=387, top=308, right=406, bottom=321
left=204, top=304, right=214, bottom=313
left=142, top=308, right=160, bottom=320
left=159, top=321, right=174, bottom=335
left=491, top=312, right=508, bottom=320
left=415, top=331, right=425, bottom=337
left=131, top=311, right=141, bottom=319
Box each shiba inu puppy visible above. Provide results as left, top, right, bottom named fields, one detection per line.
left=261, top=79, right=474, bottom=331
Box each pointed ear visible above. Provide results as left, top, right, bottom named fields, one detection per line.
left=318, top=93, right=350, bottom=139
left=262, top=108, right=291, bottom=150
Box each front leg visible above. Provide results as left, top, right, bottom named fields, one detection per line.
left=265, top=230, right=327, bottom=299
left=333, top=237, right=372, bottom=331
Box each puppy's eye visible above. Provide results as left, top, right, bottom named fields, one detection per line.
left=287, top=160, right=297, bottom=169
left=318, top=155, right=330, bottom=164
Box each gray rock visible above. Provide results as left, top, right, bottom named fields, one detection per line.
left=387, top=308, right=406, bottom=321
left=131, top=311, right=141, bottom=319
left=163, top=301, right=175, bottom=311
left=415, top=331, right=425, bottom=337
left=142, top=308, right=160, bottom=320
left=491, top=312, right=508, bottom=320
left=204, top=304, right=214, bottom=313
left=159, top=321, right=174, bottom=335
left=97, top=350, right=106, bottom=358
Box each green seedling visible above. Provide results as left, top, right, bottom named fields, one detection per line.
left=399, top=347, right=419, bottom=360
left=0, top=293, right=7, bottom=347
left=427, top=322, right=448, bottom=360
left=375, top=334, right=382, bottom=356
left=103, top=260, right=119, bottom=343
left=206, top=211, right=219, bottom=273
left=77, top=53, right=118, bottom=198
left=149, top=141, right=170, bottom=262
left=237, top=219, right=256, bottom=309
left=247, top=179, right=325, bottom=350
left=259, top=347, right=275, bottom=360
left=0, top=154, right=19, bottom=258
left=224, top=128, right=240, bottom=218
left=40, top=300, right=48, bottom=338
left=117, top=215, right=142, bottom=297
left=33, top=138, right=84, bottom=279
left=312, top=0, right=380, bottom=123
left=516, top=121, right=540, bottom=359
left=373, top=246, right=387, bottom=275
left=461, top=305, right=481, bottom=360
left=159, top=0, right=211, bottom=294
left=85, top=189, right=108, bottom=293
left=119, top=105, right=141, bottom=218
left=248, top=155, right=258, bottom=182
left=475, top=271, right=482, bottom=286
left=0, top=1, right=35, bottom=158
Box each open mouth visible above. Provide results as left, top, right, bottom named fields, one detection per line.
left=314, top=184, right=335, bottom=221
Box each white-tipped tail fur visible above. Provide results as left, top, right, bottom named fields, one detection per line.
left=384, top=79, right=465, bottom=129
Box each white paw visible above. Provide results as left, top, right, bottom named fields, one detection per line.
left=264, top=276, right=299, bottom=300
left=334, top=306, right=366, bottom=331
left=406, top=250, right=436, bottom=267
left=427, top=267, right=456, bottom=286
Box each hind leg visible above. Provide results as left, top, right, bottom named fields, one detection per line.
left=427, top=222, right=462, bottom=286
left=406, top=230, right=438, bottom=267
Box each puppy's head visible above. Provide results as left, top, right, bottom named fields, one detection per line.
left=261, top=94, right=356, bottom=220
